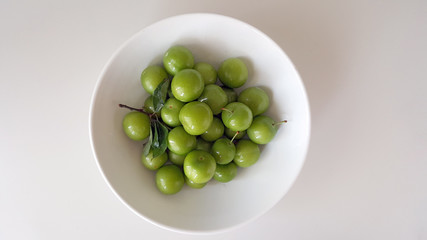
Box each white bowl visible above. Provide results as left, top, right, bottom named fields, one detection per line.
left=89, top=13, right=310, bottom=234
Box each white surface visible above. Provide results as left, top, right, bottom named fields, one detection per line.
left=1, top=0, right=426, bottom=239
left=89, top=13, right=310, bottom=233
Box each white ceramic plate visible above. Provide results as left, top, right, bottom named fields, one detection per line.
left=89, top=13, right=310, bottom=234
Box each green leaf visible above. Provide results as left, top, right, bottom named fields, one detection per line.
left=152, top=121, right=159, bottom=149
left=142, top=126, right=153, bottom=157
left=152, top=121, right=169, bottom=158
left=156, top=122, right=169, bottom=157
left=153, top=78, right=170, bottom=113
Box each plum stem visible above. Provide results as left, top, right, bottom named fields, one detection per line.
left=230, top=131, right=239, bottom=143
left=272, top=120, right=288, bottom=127
left=119, top=104, right=150, bottom=115
left=221, top=108, right=233, bottom=114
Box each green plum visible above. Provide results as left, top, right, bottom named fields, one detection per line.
left=196, top=138, right=212, bottom=152
left=222, top=87, right=238, bottom=103
left=238, top=87, right=270, bottom=116
left=167, top=126, right=197, bottom=155
left=224, top=128, right=246, bottom=140
left=247, top=115, right=280, bottom=144
left=122, top=112, right=150, bottom=141
left=155, top=165, right=184, bottom=195
left=161, top=98, right=184, bottom=127
left=183, top=150, right=216, bottom=184
left=214, top=162, right=237, bottom=183
left=221, top=102, right=253, bottom=132
left=140, top=65, right=168, bottom=95
left=163, top=45, right=194, bottom=75
left=185, top=176, right=207, bottom=189
left=171, top=69, right=204, bottom=102
left=168, top=150, right=186, bottom=166
left=218, top=58, right=248, bottom=88
left=179, top=101, right=213, bottom=135
left=143, top=96, right=156, bottom=114
left=141, top=150, right=168, bottom=170
left=234, top=139, right=260, bottom=167
left=194, top=62, right=217, bottom=85
left=201, top=117, right=224, bottom=142
left=211, top=138, right=236, bottom=165
left=198, top=84, right=228, bottom=115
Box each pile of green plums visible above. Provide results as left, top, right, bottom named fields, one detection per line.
left=121, top=45, right=285, bottom=195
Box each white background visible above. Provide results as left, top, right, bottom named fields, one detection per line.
left=1, top=0, right=426, bottom=239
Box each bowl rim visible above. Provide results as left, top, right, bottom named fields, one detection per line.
left=88, top=12, right=311, bottom=235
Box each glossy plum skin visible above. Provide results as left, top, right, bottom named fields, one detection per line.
left=122, top=112, right=150, bottom=141
left=224, top=128, right=246, bottom=140
left=201, top=117, right=224, bottom=142
left=163, top=45, right=194, bottom=75
left=143, top=96, right=155, bottom=114
left=194, top=62, right=217, bottom=85
left=198, top=84, right=228, bottom=115
left=141, top=150, right=168, bottom=170
left=183, top=150, right=216, bottom=184
left=211, top=138, right=236, bottom=165
left=214, top=162, right=237, bottom=183
left=168, top=151, right=186, bottom=166
left=234, top=139, right=260, bottom=168
left=247, top=115, right=278, bottom=144
left=185, top=175, right=207, bottom=189
left=221, top=102, right=253, bottom=132
left=140, top=65, right=168, bottom=95
left=222, top=87, right=238, bottom=104
left=196, top=138, right=212, bottom=152
left=171, top=69, right=204, bottom=102
left=161, top=98, right=184, bottom=127
left=218, top=58, right=248, bottom=88
left=238, top=87, right=270, bottom=116
left=179, top=101, right=213, bottom=135
left=167, top=126, right=197, bottom=155
left=155, top=165, right=184, bottom=195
